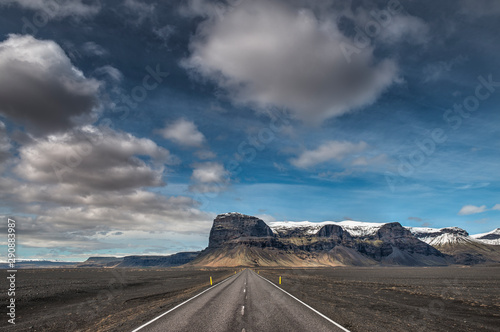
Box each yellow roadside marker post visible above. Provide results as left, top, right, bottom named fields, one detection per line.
left=279, top=276, right=281, bottom=285
left=210, top=276, right=213, bottom=285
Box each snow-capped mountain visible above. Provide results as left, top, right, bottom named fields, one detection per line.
left=406, top=226, right=476, bottom=247
left=193, top=213, right=500, bottom=267
left=471, top=228, right=500, bottom=245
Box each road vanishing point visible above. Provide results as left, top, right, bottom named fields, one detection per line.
left=132, top=269, right=350, bottom=332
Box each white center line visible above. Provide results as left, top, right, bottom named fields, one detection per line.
left=243, top=288, right=246, bottom=293
left=241, top=306, right=245, bottom=316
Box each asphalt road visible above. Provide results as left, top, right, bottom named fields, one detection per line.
left=133, top=269, right=349, bottom=332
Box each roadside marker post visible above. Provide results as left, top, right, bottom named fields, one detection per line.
left=210, top=276, right=212, bottom=285
left=279, top=276, right=281, bottom=284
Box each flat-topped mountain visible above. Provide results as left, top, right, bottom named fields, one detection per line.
left=209, top=212, right=274, bottom=248
left=192, top=213, right=482, bottom=267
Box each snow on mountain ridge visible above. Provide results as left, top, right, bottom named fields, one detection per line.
left=406, top=226, right=481, bottom=246
left=268, top=220, right=387, bottom=237
left=471, top=228, right=500, bottom=245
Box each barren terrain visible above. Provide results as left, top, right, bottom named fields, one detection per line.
left=1, top=266, right=499, bottom=331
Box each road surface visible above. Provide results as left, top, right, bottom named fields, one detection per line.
left=133, top=269, right=349, bottom=332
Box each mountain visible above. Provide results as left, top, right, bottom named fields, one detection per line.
left=77, top=252, right=200, bottom=268
left=117, top=252, right=200, bottom=268
left=191, top=213, right=450, bottom=267
left=471, top=228, right=500, bottom=245
left=408, top=226, right=500, bottom=265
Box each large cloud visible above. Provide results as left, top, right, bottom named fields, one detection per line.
left=182, top=0, right=401, bottom=123
left=0, top=34, right=101, bottom=134
left=14, top=125, right=177, bottom=192
left=0, top=178, right=213, bottom=253
left=0, top=125, right=213, bottom=254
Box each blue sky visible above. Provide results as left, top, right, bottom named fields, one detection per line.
left=0, top=0, right=499, bottom=261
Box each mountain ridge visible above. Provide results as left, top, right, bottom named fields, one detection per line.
left=192, top=212, right=498, bottom=267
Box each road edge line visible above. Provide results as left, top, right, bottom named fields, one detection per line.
left=255, top=271, right=351, bottom=332
left=131, top=272, right=239, bottom=331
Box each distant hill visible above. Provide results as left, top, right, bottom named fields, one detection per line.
left=76, top=252, right=201, bottom=268
left=0, top=260, right=77, bottom=269
left=191, top=212, right=500, bottom=267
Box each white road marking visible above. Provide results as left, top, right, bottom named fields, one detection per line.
left=255, top=271, right=351, bottom=332
left=243, top=288, right=246, bottom=293
left=241, top=306, right=245, bottom=315
left=131, top=273, right=239, bottom=332
left=242, top=329, right=246, bottom=332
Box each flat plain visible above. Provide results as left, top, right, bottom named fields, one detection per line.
left=1, top=266, right=499, bottom=331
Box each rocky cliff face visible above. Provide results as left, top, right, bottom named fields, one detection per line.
left=194, top=213, right=450, bottom=267
left=208, top=212, right=274, bottom=248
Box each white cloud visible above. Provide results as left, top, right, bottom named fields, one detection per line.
left=190, top=162, right=229, bottom=193
left=1, top=0, right=101, bottom=19
left=458, top=205, right=487, bottom=215
left=182, top=0, right=399, bottom=123
left=159, top=118, right=206, bottom=147
left=191, top=162, right=227, bottom=183
left=0, top=34, right=101, bottom=134
left=14, top=125, right=177, bottom=192
left=291, top=141, right=368, bottom=169
left=492, top=204, right=500, bottom=211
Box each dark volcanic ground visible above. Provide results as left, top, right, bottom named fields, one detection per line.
left=258, top=266, right=500, bottom=332
left=1, top=266, right=499, bottom=331
left=0, top=268, right=233, bottom=331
